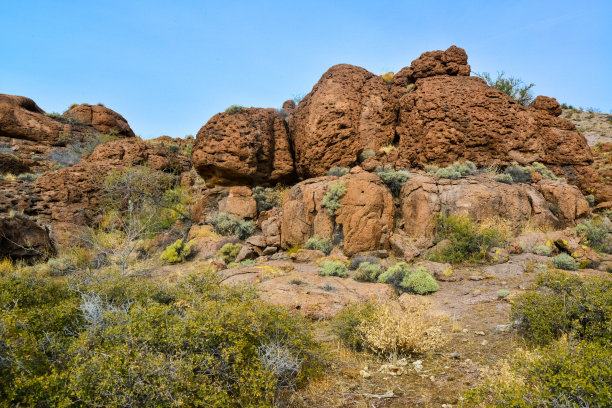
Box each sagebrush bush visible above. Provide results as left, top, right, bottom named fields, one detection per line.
left=322, top=182, right=347, bottom=215
left=436, top=166, right=461, bottom=179
left=217, top=243, right=242, bottom=263
left=375, top=167, right=410, bottom=196
left=504, top=164, right=532, bottom=183
left=225, top=105, right=245, bottom=114
left=304, top=235, right=333, bottom=255
left=399, top=267, right=439, bottom=295
left=252, top=186, right=282, bottom=212
left=531, top=162, right=562, bottom=181
left=531, top=244, right=552, bottom=256
left=359, top=150, right=376, bottom=160
left=0, top=258, right=13, bottom=275
left=326, top=166, right=349, bottom=177
left=210, top=212, right=255, bottom=239
left=352, top=262, right=384, bottom=282
left=318, top=261, right=348, bottom=277
left=464, top=338, right=611, bottom=407
left=332, top=302, right=376, bottom=350
left=552, top=253, right=578, bottom=271
left=377, top=262, right=410, bottom=287
left=427, top=214, right=503, bottom=264
left=435, top=161, right=477, bottom=180
left=159, top=238, right=193, bottom=263
left=575, top=217, right=611, bottom=253
left=494, top=173, right=513, bottom=184
left=511, top=271, right=612, bottom=346
left=348, top=255, right=379, bottom=270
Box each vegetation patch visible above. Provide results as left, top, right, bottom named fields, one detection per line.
left=225, top=105, right=245, bottom=114
left=435, top=161, right=477, bottom=180
left=326, top=166, right=349, bottom=177
left=318, top=261, right=348, bottom=277
left=217, top=242, right=242, bottom=263
left=210, top=212, right=255, bottom=239
left=504, top=164, right=532, bottom=183
left=375, top=167, right=410, bottom=196
left=551, top=253, right=578, bottom=271
left=476, top=71, right=535, bottom=105
left=252, top=186, right=282, bottom=212
left=304, top=235, right=333, bottom=255
left=159, top=238, right=193, bottom=263
left=352, top=262, right=384, bottom=282
left=322, top=181, right=347, bottom=215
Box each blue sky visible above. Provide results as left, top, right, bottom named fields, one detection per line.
left=1, top=0, right=610, bottom=139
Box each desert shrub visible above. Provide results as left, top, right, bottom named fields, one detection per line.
left=494, top=173, right=513, bottom=184
left=427, top=214, right=503, bottom=264
left=318, top=261, right=348, bottom=277
left=286, top=245, right=301, bottom=255
left=0, top=258, right=13, bottom=274
left=504, top=164, right=532, bottom=183
left=348, top=255, right=379, bottom=270
left=352, top=262, right=384, bottom=282
left=585, top=194, right=595, bottom=207
left=210, top=212, right=255, bottom=239
left=359, top=150, right=375, bottom=161
left=326, top=166, right=349, bottom=177
left=575, top=217, right=610, bottom=253
left=531, top=245, right=552, bottom=256
left=464, top=338, right=611, bottom=407
left=531, top=162, right=562, bottom=181
left=47, top=258, right=75, bottom=276
left=377, top=262, right=410, bottom=287
left=304, top=235, right=333, bottom=255
left=16, top=172, right=39, bottom=181
left=217, top=243, right=242, bottom=263
left=48, top=132, right=120, bottom=168
left=184, top=134, right=194, bottom=140
left=322, top=181, right=347, bottom=215
left=476, top=71, right=535, bottom=105
left=399, top=267, right=439, bottom=295
left=375, top=167, right=410, bottom=196
left=225, top=105, right=245, bottom=114
left=436, top=166, right=461, bottom=180
left=511, top=271, right=612, bottom=346
left=159, top=238, right=193, bottom=263
left=435, top=161, right=476, bottom=180
left=552, top=253, right=578, bottom=271
left=252, top=186, right=282, bottom=212
left=332, top=302, right=376, bottom=350
left=497, top=289, right=510, bottom=299
left=379, top=145, right=396, bottom=155
left=381, top=71, right=394, bottom=83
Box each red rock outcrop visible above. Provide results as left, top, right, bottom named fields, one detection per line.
left=62, top=104, right=135, bottom=138
left=192, top=108, right=294, bottom=185
left=530, top=95, right=562, bottom=116
left=281, top=170, right=394, bottom=256
left=402, top=45, right=471, bottom=80
left=0, top=94, right=65, bottom=144
left=289, top=64, right=397, bottom=178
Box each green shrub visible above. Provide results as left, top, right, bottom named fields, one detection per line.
left=377, top=262, right=410, bottom=287
left=497, top=289, right=510, bottom=299
left=511, top=271, right=612, bottom=346
left=304, top=235, right=333, bottom=255
left=331, top=302, right=376, bottom=350
left=47, top=258, right=74, bottom=276
left=427, top=214, right=503, bottom=264
left=585, top=194, right=595, bottom=207
left=464, top=338, right=611, bottom=407
left=318, top=261, right=348, bottom=277
left=359, top=150, right=375, bottom=161
left=322, top=181, right=347, bottom=215
left=399, top=267, right=439, bottom=294
left=531, top=245, right=552, bottom=256
left=476, top=71, right=535, bottom=105
left=436, top=166, right=461, bottom=179
left=531, top=162, right=562, bottom=181
left=217, top=243, right=242, bottom=263
left=375, top=167, right=410, bottom=196
left=16, top=172, right=40, bottom=181
left=352, top=262, right=384, bottom=282
left=252, top=186, right=282, bottom=212
left=326, top=167, right=349, bottom=177
left=552, top=253, right=578, bottom=271
left=435, top=161, right=476, bottom=180
left=504, top=164, right=532, bottom=183
left=159, top=238, right=193, bottom=263
left=349, top=255, right=379, bottom=270
left=494, top=173, right=513, bottom=184
left=210, top=212, right=255, bottom=239
left=575, top=217, right=610, bottom=253
left=225, top=105, right=245, bottom=114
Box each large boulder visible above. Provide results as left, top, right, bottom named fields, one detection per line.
left=403, top=45, right=471, bottom=80
left=0, top=94, right=65, bottom=144
left=281, top=170, right=394, bottom=256
left=400, top=174, right=588, bottom=238
left=289, top=64, right=397, bottom=178
left=0, top=215, right=54, bottom=261
left=62, top=104, right=135, bottom=138
left=192, top=108, right=294, bottom=185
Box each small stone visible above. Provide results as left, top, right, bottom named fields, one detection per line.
left=469, top=275, right=484, bottom=281
left=481, top=340, right=488, bottom=346
left=475, top=331, right=486, bottom=336
left=262, top=246, right=277, bottom=255
left=450, top=352, right=460, bottom=359
left=412, top=360, right=423, bottom=372
left=472, top=289, right=481, bottom=296
left=494, top=323, right=514, bottom=333
left=359, top=370, right=371, bottom=378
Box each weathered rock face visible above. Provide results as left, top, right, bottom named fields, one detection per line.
left=0, top=153, right=32, bottom=174
left=405, top=45, right=471, bottom=79
left=400, top=174, right=589, bottom=238
left=530, top=95, right=562, bottom=117
left=0, top=94, right=65, bottom=144
left=192, top=108, right=294, bottom=186
left=62, top=104, right=135, bottom=138
left=218, top=186, right=257, bottom=219
left=289, top=64, right=397, bottom=178
left=395, top=75, right=592, bottom=168
left=0, top=215, right=54, bottom=261
left=281, top=170, right=394, bottom=256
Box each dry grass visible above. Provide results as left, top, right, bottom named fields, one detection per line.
left=477, top=216, right=514, bottom=243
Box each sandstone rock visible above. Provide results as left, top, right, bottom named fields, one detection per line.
left=289, top=249, right=325, bottom=263
left=487, top=247, right=510, bottom=264
left=246, top=234, right=267, bottom=248
left=534, top=180, right=590, bottom=224
left=281, top=172, right=394, bottom=256
left=218, top=186, right=257, bottom=219
left=262, top=246, right=277, bottom=256
left=234, top=245, right=258, bottom=263
left=0, top=94, right=64, bottom=144
left=408, top=45, right=471, bottom=79
left=289, top=64, right=397, bottom=178
left=0, top=153, right=32, bottom=174
left=0, top=215, right=54, bottom=261
left=62, top=103, right=135, bottom=138
left=530, top=96, right=562, bottom=117
left=389, top=233, right=421, bottom=261
left=192, top=108, right=294, bottom=185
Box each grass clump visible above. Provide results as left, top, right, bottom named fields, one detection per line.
left=352, top=262, right=384, bottom=282
left=318, top=261, right=348, bottom=277
left=575, top=217, right=611, bottom=253
left=252, top=186, right=282, bottom=212
left=348, top=255, right=379, bottom=270
left=210, top=212, right=255, bottom=239
left=331, top=302, right=376, bottom=351
left=359, top=150, right=375, bottom=161
left=435, top=161, right=477, bottom=180
left=381, top=72, right=394, bottom=84
left=531, top=245, right=552, bottom=256
left=304, top=235, right=333, bottom=255
left=322, top=181, right=347, bottom=215
left=504, top=164, right=532, bottom=183
left=399, top=267, right=439, bottom=295
left=494, top=173, right=513, bottom=184
left=552, top=253, right=578, bottom=271
left=427, top=214, right=503, bottom=264
left=375, top=167, right=410, bottom=196
left=497, top=289, right=510, bottom=299
left=377, top=262, right=410, bottom=287
left=531, top=162, right=562, bottom=181
left=326, top=166, right=349, bottom=177
left=217, top=243, right=242, bottom=263
left=0, top=258, right=14, bottom=274
left=225, top=105, right=245, bottom=114
left=16, top=173, right=40, bottom=181
left=159, top=238, right=193, bottom=263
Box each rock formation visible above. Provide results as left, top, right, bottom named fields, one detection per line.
left=62, top=104, right=135, bottom=138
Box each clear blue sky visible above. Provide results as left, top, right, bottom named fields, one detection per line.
left=1, top=0, right=610, bottom=139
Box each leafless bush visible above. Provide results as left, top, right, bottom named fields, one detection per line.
left=258, top=339, right=302, bottom=389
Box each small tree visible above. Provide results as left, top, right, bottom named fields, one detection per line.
left=476, top=71, right=535, bottom=105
